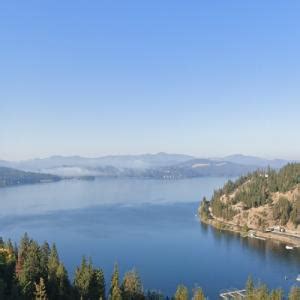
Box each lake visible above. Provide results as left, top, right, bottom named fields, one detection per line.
left=0, top=177, right=299, bottom=298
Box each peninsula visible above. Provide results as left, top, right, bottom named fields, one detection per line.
left=199, top=163, right=300, bottom=246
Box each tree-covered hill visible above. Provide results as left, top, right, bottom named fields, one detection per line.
left=0, top=167, right=60, bottom=188
left=200, top=163, right=300, bottom=230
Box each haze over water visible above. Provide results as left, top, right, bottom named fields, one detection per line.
left=0, top=177, right=299, bottom=298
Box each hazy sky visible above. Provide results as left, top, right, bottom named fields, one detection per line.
left=1, top=1, right=300, bottom=161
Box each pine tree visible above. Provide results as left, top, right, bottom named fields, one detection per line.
left=289, top=286, right=300, bottom=300
left=145, top=291, right=164, bottom=300
left=19, top=240, right=44, bottom=299
left=16, top=233, right=30, bottom=278
left=192, top=287, right=205, bottom=300
left=255, top=284, right=269, bottom=299
left=121, top=269, right=144, bottom=300
left=48, top=243, right=60, bottom=299
left=74, top=256, right=92, bottom=299
left=89, top=268, right=106, bottom=300
left=109, top=263, right=122, bottom=300
left=56, top=262, right=70, bottom=299
left=34, top=277, right=48, bottom=300
left=174, top=285, right=188, bottom=300
left=111, top=285, right=122, bottom=300
left=246, top=276, right=254, bottom=296
left=40, top=242, right=50, bottom=272
left=269, top=289, right=283, bottom=300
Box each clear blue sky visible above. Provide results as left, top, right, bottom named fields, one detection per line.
left=1, top=1, right=300, bottom=160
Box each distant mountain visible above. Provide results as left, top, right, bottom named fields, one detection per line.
left=0, top=153, right=295, bottom=180
left=142, top=159, right=259, bottom=179
left=0, top=167, right=60, bottom=188
left=220, top=154, right=290, bottom=169
left=0, top=153, right=195, bottom=173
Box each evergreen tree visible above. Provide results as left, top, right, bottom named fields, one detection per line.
left=111, top=285, right=122, bottom=300
left=174, top=285, right=188, bottom=300
left=192, top=287, right=205, bottom=300
left=145, top=290, right=164, bottom=300
left=47, top=243, right=60, bottom=299
left=74, top=256, right=91, bottom=299
left=34, top=277, right=48, bottom=300
left=109, top=263, right=122, bottom=300
left=246, top=276, right=254, bottom=296
left=16, top=233, right=30, bottom=278
left=0, top=240, right=17, bottom=299
left=56, top=262, right=71, bottom=300
left=289, top=286, right=300, bottom=300
left=19, top=240, right=44, bottom=299
left=40, top=242, right=50, bottom=273
left=269, top=289, right=283, bottom=300
left=273, top=197, right=292, bottom=225
left=89, top=268, right=106, bottom=300
left=121, top=269, right=144, bottom=300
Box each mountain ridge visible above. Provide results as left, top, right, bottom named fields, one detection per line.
left=0, top=153, right=296, bottom=181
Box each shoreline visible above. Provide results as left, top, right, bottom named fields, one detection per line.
left=201, top=216, right=300, bottom=247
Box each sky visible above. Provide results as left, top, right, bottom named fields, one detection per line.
left=0, top=1, right=300, bottom=161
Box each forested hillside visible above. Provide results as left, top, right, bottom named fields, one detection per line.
left=200, top=163, right=300, bottom=230
left=0, top=167, right=60, bottom=188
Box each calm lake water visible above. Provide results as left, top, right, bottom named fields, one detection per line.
left=0, top=177, right=300, bottom=298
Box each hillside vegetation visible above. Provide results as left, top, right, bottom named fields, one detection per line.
left=200, top=163, right=300, bottom=231
left=0, top=167, right=60, bottom=188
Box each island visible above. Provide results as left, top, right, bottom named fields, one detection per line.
left=199, top=163, right=300, bottom=246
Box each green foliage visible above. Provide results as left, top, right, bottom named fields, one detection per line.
left=199, top=198, right=210, bottom=221
left=275, top=164, right=300, bottom=193
left=246, top=276, right=254, bottom=296
left=110, top=285, right=122, bottom=300
left=273, top=197, right=292, bottom=225
left=110, top=263, right=121, bottom=300
left=211, top=197, right=237, bottom=220
left=34, top=277, right=48, bottom=300
left=74, top=257, right=91, bottom=298
left=290, top=195, right=300, bottom=227
left=174, top=284, right=188, bottom=300
left=289, top=286, right=300, bottom=300
left=56, top=262, right=71, bottom=299
left=145, top=290, right=165, bottom=300
left=0, top=239, right=17, bottom=299
left=242, top=224, right=249, bottom=233
left=2, top=233, right=300, bottom=300
left=47, top=243, right=60, bottom=299
left=89, top=268, right=106, bottom=300
left=18, top=240, right=45, bottom=299
left=208, top=163, right=300, bottom=223
left=74, top=256, right=105, bottom=300
left=245, top=278, right=283, bottom=300
left=121, top=269, right=144, bottom=300
left=192, top=287, right=205, bottom=300
left=269, top=289, right=283, bottom=300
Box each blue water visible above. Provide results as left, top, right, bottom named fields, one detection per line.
left=0, top=177, right=299, bottom=298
